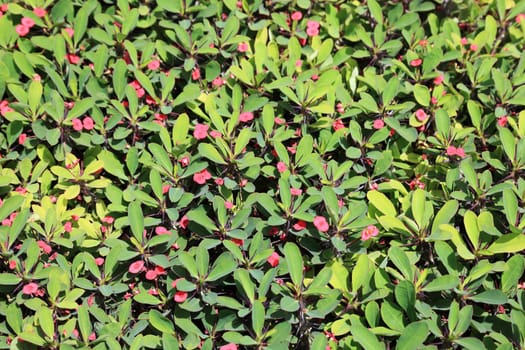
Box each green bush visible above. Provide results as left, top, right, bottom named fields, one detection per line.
left=0, top=0, right=525, bottom=349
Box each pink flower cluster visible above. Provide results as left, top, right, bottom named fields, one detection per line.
left=0, top=100, right=13, bottom=116
left=129, top=80, right=145, bottom=98
left=72, top=117, right=94, bottom=131
left=16, top=17, right=35, bottom=37
left=446, top=146, right=466, bottom=158
left=361, top=225, right=379, bottom=241
left=306, top=20, right=320, bottom=37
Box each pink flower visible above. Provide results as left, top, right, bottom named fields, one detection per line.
left=193, top=123, right=209, bottom=139
left=102, top=216, right=114, bottom=224
left=295, top=60, right=302, bottom=67
left=274, top=117, right=286, bottom=125
left=179, top=215, right=189, bottom=229
left=21, top=17, right=35, bottom=28
left=148, top=59, right=160, bottom=70
left=431, top=96, right=438, bottom=104
left=461, top=37, right=468, bottom=45
left=95, top=257, right=104, bottom=266
left=239, top=111, right=254, bottom=122
left=210, top=130, right=223, bottom=138
left=72, top=118, right=83, bottom=131
left=415, top=109, right=428, bottom=122
left=16, top=24, right=30, bottom=36
left=238, top=42, right=249, bottom=52
left=220, top=344, right=238, bottom=350
left=18, top=133, right=27, bottom=145
left=313, top=216, right=329, bottom=232
left=179, top=156, right=190, bottom=167
left=307, top=20, right=319, bottom=29
left=66, top=53, right=80, bottom=64
left=470, top=44, right=478, bottom=51
left=155, top=226, right=170, bottom=235
left=446, top=146, right=457, bottom=156
left=162, top=185, right=170, bottom=194
left=192, top=68, right=201, bottom=80
left=276, top=161, right=287, bottom=173
left=174, top=291, right=188, bottom=303
left=225, top=201, right=234, bottom=209
left=8, top=260, right=16, bottom=270
left=267, top=252, right=280, bottom=267
left=37, top=240, right=52, bottom=254
left=64, top=27, right=74, bottom=38
left=306, top=26, right=319, bottom=37
left=64, top=221, right=72, bottom=233
left=373, top=119, right=384, bottom=129
left=33, top=7, right=47, bottom=17
left=88, top=333, right=96, bottom=341
left=215, top=178, right=224, bottom=185
left=410, top=59, right=422, bottom=67
left=128, top=260, right=144, bottom=274
left=22, top=283, right=40, bottom=295
left=145, top=270, right=158, bottom=280
left=83, top=117, right=94, bottom=130
left=0, top=100, right=13, bottom=116
left=361, top=225, right=379, bottom=241
left=193, top=169, right=212, bottom=184
left=333, top=119, right=345, bottom=131
left=455, top=147, right=466, bottom=158
left=498, top=116, right=508, bottom=127
left=517, top=13, right=525, bottom=23
left=291, top=11, right=302, bottom=21
left=290, top=188, right=302, bottom=196
left=212, top=76, right=225, bottom=87
left=434, top=75, right=444, bottom=85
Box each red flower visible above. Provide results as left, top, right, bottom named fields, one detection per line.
left=174, top=291, right=188, bottom=303
left=361, top=225, right=379, bottom=241
left=66, top=53, right=80, bottom=64
left=22, top=282, right=39, bottom=295
left=179, top=156, right=190, bottom=167
left=291, top=11, right=302, bottom=21
left=8, top=260, right=16, bottom=270
left=239, top=111, right=254, bottom=122
left=145, top=269, right=158, bottom=280
left=434, top=75, right=444, bottom=85
left=267, top=252, right=280, bottom=267
left=231, top=238, right=244, bottom=247
left=128, top=260, right=144, bottom=274
left=179, top=215, right=189, bottom=229
left=193, top=169, right=212, bottom=184
left=497, top=116, right=508, bottom=127
left=373, top=119, right=384, bottom=129
left=293, top=220, right=307, bottom=230
left=410, top=59, right=422, bottom=67
left=162, top=185, right=170, bottom=194
left=33, top=7, right=47, bottom=17
left=313, top=216, right=329, bottom=232
left=83, top=117, right=94, bottom=130
left=193, top=123, right=209, bottom=139
left=212, top=76, right=225, bottom=87
left=415, top=109, right=428, bottom=122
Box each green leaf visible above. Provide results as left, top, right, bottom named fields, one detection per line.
left=367, top=190, right=397, bottom=216
left=198, top=143, right=227, bottom=164
left=178, top=252, right=198, bottom=278
left=350, top=323, right=385, bottom=350
left=464, top=210, right=479, bottom=250
left=206, top=252, right=237, bottom=282
left=99, top=150, right=128, bottom=181
left=502, top=188, right=518, bottom=227
left=128, top=201, right=145, bottom=243
left=411, top=189, right=426, bottom=229
left=252, top=300, right=265, bottom=338
left=413, top=84, right=430, bottom=106
left=487, top=232, right=525, bottom=254
left=149, top=310, right=174, bottom=334
left=172, top=84, right=201, bottom=106
left=468, top=290, right=507, bottom=305
left=284, top=242, right=304, bottom=288
left=395, top=280, right=416, bottom=318
left=37, top=307, right=54, bottom=339
left=77, top=304, right=92, bottom=343
left=0, top=195, right=25, bottom=222
left=431, top=200, right=458, bottom=234
left=234, top=269, right=255, bottom=304
left=501, top=255, right=525, bottom=293
left=422, top=275, right=460, bottom=292
left=6, top=303, right=23, bottom=333
left=388, top=246, right=413, bottom=280
left=395, top=321, right=428, bottom=350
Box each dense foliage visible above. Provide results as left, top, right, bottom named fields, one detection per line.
left=1, top=0, right=525, bottom=349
